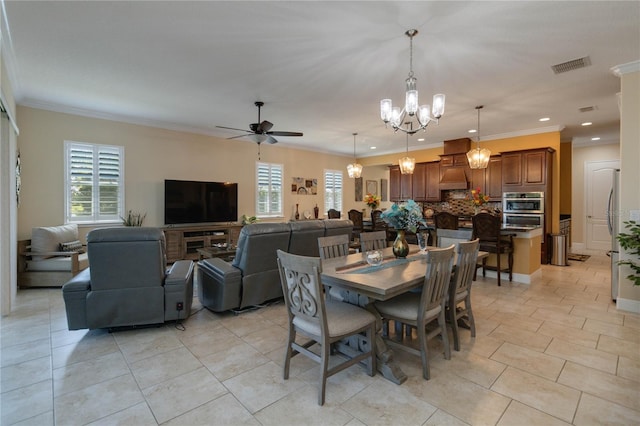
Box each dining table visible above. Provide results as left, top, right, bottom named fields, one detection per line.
left=320, top=245, right=488, bottom=384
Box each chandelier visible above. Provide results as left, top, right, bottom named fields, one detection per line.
left=380, top=29, right=445, bottom=135
left=346, top=133, right=362, bottom=178
left=466, top=105, right=491, bottom=169
left=399, top=124, right=415, bottom=174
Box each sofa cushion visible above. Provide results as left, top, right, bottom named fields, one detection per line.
left=31, top=224, right=79, bottom=260
left=26, top=253, right=89, bottom=272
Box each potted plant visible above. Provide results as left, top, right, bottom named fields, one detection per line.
left=380, top=199, right=425, bottom=258
left=617, top=220, right=640, bottom=286
left=121, top=210, right=146, bottom=227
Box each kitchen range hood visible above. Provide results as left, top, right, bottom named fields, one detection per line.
left=439, top=167, right=468, bottom=190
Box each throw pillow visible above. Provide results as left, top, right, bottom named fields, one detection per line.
left=59, top=240, right=84, bottom=253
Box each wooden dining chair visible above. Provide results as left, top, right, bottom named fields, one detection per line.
left=317, top=234, right=350, bottom=260
left=327, top=209, right=341, bottom=219
left=277, top=250, right=376, bottom=405
left=434, top=211, right=459, bottom=230
left=347, top=209, right=364, bottom=241
left=371, top=209, right=385, bottom=231
left=359, top=230, right=387, bottom=252
left=374, top=245, right=455, bottom=380
left=472, top=213, right=514, bottom=286
left=448, top=239, right=480, bottom=351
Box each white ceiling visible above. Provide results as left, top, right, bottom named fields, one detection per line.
left=2, top=1, right=638, bottom=158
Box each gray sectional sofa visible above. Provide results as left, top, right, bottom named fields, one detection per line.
left=197, top=219, right=353, bottom=312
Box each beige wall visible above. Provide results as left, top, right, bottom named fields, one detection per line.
left=570, top=143, right=620, bottom=246
left=16, top=106, right=372, bottom=240
left=617, top=68, right=640, bottom=306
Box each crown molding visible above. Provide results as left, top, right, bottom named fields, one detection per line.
left=19, top=98, right=219, bottom=137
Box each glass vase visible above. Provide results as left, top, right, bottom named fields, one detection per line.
left=392, top=229, right=409, bottom=258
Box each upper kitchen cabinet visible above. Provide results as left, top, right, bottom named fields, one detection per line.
left=412, top=161, right=441, bottom=202
left=425, top=161, right=441, bottom=201
left=389, top=165, right=413, bottom=201
left=485, top=156, right=502, bottom=200
left=501, top=148, right=554, bottom=192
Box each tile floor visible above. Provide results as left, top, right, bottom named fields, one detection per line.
left=2, top=250, right=639, bottom=425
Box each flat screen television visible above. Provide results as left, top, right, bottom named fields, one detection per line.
left=164, top=179, right=238, bottom=225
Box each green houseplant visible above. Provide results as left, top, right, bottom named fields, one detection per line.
left=121, top=210, right=147, bottom=227
left=616, top=220, right=640, bottom=286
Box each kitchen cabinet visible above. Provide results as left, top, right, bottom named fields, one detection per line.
left=389, top=165, right=413, bottom=201
left=485, top=156, right=502, bottom=200
left=412, top=161, right=441, bottom=202
left=390, top=162, right=439, bottom=202
left=412, top=162, right=427, bottom=201
left=425, top=161, right=441, bottom=201
left=501, top=148, right=553, bottom=191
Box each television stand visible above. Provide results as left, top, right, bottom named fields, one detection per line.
left=163, top=224, right=242, bottom=262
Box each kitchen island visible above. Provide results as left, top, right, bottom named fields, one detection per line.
left=454, top=225, right=543, bottom=284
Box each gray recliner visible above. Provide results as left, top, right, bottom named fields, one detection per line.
left=62, top=227, right=194, bottom=330
left=197, top=219, right=353, bottom=312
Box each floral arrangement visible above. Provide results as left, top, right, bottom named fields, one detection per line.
left=364, top=193, right=381, bottom=209
left=469, top=187, right=490, bottom=207
left=380, top=199, right=425, bottom=233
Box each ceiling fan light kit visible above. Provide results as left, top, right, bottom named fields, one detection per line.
left=467, top=105, right=491, bottom=169
left=380, top=29, right=445, bottom=135
left=347, top=132, right=363, bottom=179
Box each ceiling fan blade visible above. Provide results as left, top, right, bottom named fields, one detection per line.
left=257, top=120, right=273, bottom=133
left=267, top=131, right=303, bottom=137
left=216, top=125, right=252, bottom=133
left=227, top=133, right=253, bottom=140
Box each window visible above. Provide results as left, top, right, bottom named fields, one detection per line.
left=64, top=141, right=124, bottom=224
left=256, top=162, right=283, bottom=217
left=324, top=169, right=343, bottom=213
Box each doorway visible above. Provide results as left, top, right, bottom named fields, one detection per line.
left=585, top=160, right=620, bottom=251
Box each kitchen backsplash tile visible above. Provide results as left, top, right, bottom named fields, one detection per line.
left=423, top=190, right=501, bottom=216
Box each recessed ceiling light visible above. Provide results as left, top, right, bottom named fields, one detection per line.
left=468, top=129, right=477, bottom=134
left=591, top=137, right=600, bottom=141
left=417, top=138, right=425, bottom=142
left=581, top=122, right=592, bottom=126
left=370, top=146, right=376, bottom=150
left=539, top=117, right=550, bottom=122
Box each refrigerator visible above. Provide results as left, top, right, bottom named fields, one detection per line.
left=607, top=169, right=621, bottom=301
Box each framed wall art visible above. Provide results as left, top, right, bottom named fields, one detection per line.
left=366, top=179, right=377, bottom=196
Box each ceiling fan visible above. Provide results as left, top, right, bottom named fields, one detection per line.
left=216, top=101, right=303, bottom=145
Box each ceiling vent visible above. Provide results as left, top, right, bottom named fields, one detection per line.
left=578, top=105, right=598, bottom=113
left=551, top=56, right=591, bottom=74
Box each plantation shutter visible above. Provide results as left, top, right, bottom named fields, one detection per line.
left=324, top=170, right=343, bottom=213
left=256, top=162, right=283, bottom=217
left=65, top=142, right=124, bottom=223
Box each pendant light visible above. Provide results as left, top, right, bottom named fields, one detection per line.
left=347, top=133, right=362, bottom=178
left=467, top=105, right=491, bottom=169
left=398, top=123, right=415, bottom=174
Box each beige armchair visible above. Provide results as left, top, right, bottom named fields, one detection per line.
left=18, top=224, right=89, bottom=288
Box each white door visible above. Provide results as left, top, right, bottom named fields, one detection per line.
left=585, top=160, right=619, bottom=250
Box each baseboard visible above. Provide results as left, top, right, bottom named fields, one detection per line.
left=616, top=297, right=640, bottom=314
left=571, top=242, right=586, bottom=251
left=481, top=268, right=540, bottom=285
